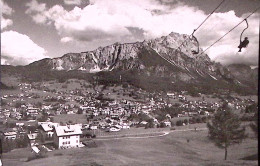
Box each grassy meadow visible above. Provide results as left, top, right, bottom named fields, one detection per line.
left=2, top=125, right=257, bottom=166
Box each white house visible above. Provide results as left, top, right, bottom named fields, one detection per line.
left=53, top=125, right=82, bottom=149
left=121, top=123, right=130, bottom=129
left=164, top=121, right=171, bottom=127
left=27, top=133, right=38, bottom=146
left=26, top=107, right=39, bottom=117
left=3, top=131, right=17, bottom=140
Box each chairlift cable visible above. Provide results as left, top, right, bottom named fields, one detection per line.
left=195, top=0, right=226, bottom=31
left=203, top=0, right=230, bottom=34
left=199, top=6, right=260, bottom=55
left=176, top=0, right=226, bottom=51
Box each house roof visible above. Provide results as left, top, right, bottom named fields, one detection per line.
left=39, top=122, right=59, bottom=132
left=4, top=131, right=17, bottom=136
left=54, top=125, right=82, bottom=137
left=40, top=124, right=53, bottom=132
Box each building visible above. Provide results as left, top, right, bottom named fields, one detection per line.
left=163, top=121, right=171, bottom=127
left=38, top=122, right=59, bottom=141
left=27, top=133, right=38, bottom=146
left=2, top=131, right=17, bottom=140
left=53, top=125, right=82, bottom=149
left=26, top=107, right=39, bottom=117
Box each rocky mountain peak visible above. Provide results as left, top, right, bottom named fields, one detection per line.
left=27, top=31, right=239, bottom=83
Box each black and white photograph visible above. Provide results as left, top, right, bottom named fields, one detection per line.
left=0, top=0, right=259, bottom=165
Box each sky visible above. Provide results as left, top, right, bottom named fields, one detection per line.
left=1, top=0, right=260, bottom=66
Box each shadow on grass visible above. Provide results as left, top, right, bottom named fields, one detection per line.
left=82, top=140, right=98, bottom=148
left=26, top=154, right=48, bottom=162
left=241, top=153, right=258, bottom=160
left=70, top=162, right=103, bottom=166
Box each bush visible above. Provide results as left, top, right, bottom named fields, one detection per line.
left=245, top=103, right=258, bottom=113
left=159, top=122, right=167, bottom=128
left=196, top=117, right=202, bottom=123
left=1, top=100, right=7, bottom=106
left=145, top=119, right=154, bottom=129
left=90, top=162, right=103, bottom=166
left=84, top=141, right=98, bottom=148
left=26, top=153, right=48, bottom=162
left=176, top=120, right=183, bottom=126
left=122, top=83, right=128, bottom=88
left=189, top=117, right=196, bottom=124
left=54, top=153, right=63, bottom=156
left=16, top=136, right=29, bottom=148
left=240, top=114, right=254, bottom=121
left=77, top=109, right=83, bottom=114
left=201, top=116, right=207, bottom=123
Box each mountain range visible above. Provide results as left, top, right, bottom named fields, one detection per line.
left=1, top=32, right=258, bottom=95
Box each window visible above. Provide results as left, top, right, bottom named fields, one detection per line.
left=68, top=141, right=70, bottom=144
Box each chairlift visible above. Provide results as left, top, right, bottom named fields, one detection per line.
left=238, top=19, right=249, bottom=52
left=190, top=29, right=200, bottom=54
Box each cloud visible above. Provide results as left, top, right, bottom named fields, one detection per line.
left=1, top=17, right=13, bottom=30
left=63, top=0, right=86, bottom=5
left=25, top=0, right=259, bottom=65
left=25, top=0, right=46, bottom=13
left=1, top=0, right=14, bottom=30
left=0, top=0, right=13, bottom=15
left=1, top=31, right=48, bottom=65
left=60, top=37, right=73, bottom=43
left=25, top=0, right=50, bottom=24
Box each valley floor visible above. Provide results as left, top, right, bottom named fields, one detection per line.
left=2, top=127, right=257, bottom=166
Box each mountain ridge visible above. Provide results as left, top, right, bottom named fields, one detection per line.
left=1, top=32, right=258, bottom=95
left=27, top=32, right=235, bottom=82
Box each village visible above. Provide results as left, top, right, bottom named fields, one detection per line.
left=0, top=80, right=257, bottom=156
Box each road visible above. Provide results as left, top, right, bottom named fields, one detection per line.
left=95, top=127, right=208, bottom=140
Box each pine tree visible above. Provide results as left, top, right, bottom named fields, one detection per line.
left=249, top=111, right=258, bottom=137
left=207, top=103, right=247, bottom=160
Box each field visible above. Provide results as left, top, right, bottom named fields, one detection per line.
left=2, top=125, right=257, bottom=166
left=53, top=114, right=88, bottom=124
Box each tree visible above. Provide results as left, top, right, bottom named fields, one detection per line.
left=245, top=103, right=257, bottom=113
left=145, top=119, right=154, bottom=129
left=38, top=113, right=48, bottom=122
left=35, top=101, right=42, bottom=107
left=176, top=120, right=183, bottom=126
left=158, top=122, right=166, bottom=128
left=249, top=111, right=258, bottom=137
left=15, top=102, right=23, bottom=108
left=2, top=139, right=11, bottom=153
left=77, top=109, right=83, bottom=114
left=16, top=135, right=29, bottom=148
left=183, top=119, right=188, bottom=125
left=207, top=103, right=247, bottom=160
left=36, top=133, right=45, bottom=143
left=0, top=100, right=7, bottom=106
